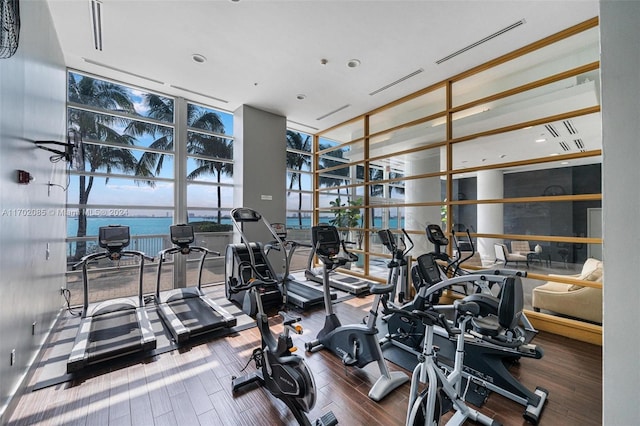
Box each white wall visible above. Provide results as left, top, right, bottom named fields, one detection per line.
left=601, top=1, right=640, bottom=424
left=233, top=105, right=287, bottom=270
left=0, top=1, right=67, bottom=421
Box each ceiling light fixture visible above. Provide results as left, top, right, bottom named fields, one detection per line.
left=192, top=54, right=207, bottom=64
left=296, top=94, right=306, bottom=100
left=347, top=59, right=361, bottom=68
left=535, top=138, right=546, bottom=143
left=561, top=161, right=570, bottom=165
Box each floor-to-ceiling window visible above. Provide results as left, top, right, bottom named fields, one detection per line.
left=285, top=129, right=314, bottom=270
left=65, top=71, right=234, bottom=305
left=313, top=18, right=602, bottom=342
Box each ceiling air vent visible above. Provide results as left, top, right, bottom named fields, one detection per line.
left=545, top=124, right=560, bottom=138
left=436, top=19, right=526, bottom=64
left=316, top=104, right=350, bottom=121
left=90, top=0, right=103, bottom=51
left=369, top=69, right=424, bottom=96
left=563, top=120, right=577, bottom=135
left=574, top=138, right=586, bottom=152
left=559, top=141, right=571, bottom=152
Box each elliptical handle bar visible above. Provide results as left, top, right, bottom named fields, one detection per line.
left=400, top=228, right=414, bottom=257
left=228, top=261, right=278, bottom=293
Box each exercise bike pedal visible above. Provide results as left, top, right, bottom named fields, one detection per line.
left=316, top=410, right=338, bottom=426
left=341, top=353, right=357, bottom=366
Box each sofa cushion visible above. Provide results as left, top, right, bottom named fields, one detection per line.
left=569, top=260, right=603, bottom=291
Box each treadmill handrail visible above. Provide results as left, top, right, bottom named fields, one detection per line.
left=73, top=250, right=153, bottom=314
left=156, top=245, right=220, bottom=297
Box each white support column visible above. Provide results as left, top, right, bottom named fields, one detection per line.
left=477, top=169, right=504, bottom=262
left=404, top=152, right=442, bottom=255
left=173, top=97, right=188, bottom=288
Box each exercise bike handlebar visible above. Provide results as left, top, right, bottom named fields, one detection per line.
left=409, top=301, right=480, bottom=337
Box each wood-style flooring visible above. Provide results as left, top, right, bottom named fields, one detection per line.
left=7, top=290, right=602, bottom=426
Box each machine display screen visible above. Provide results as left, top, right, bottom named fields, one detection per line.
left=377, top=229, right=396, bottom=250
left=312, top=225, right=340, bottom=256
left=232, top=208, right=261, bottom=222
left=170, top=224, right=194, bottom=245
left=98, top=225, right=130, bottom=249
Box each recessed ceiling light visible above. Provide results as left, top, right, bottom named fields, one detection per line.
left=296, top=94, right=306, bottom=100
left=549, top=153, right=560, bottom=156
left=561, top=161, right=570, bottom=165
left=192, top=54, right=206, bottom=64
left=535, top=138, right=546, bottom=143
left=347, top=59, right=361, bottom=68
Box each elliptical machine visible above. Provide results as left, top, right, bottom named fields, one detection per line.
left=229, top=209, right=337, bottom=426
left=225, top=209, right=284, bottom=317
left=304, top=224, right=408, bottom=401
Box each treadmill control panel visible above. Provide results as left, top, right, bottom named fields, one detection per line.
left=171, top=224, right=195, bottom=246
left=99, top=225, right=130, bottom=252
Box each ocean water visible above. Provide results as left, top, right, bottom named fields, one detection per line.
left=67, top=216, right=401, bottom=237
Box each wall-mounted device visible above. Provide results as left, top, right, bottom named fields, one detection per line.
left=34, top=128, right=84, bottom=170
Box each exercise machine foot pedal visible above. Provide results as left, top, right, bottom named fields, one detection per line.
left=523, top=386, right=548, bottom=424
left=316, top=410, right=338, bottom=426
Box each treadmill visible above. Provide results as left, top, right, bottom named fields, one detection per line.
left=304, top=236, right=371, bottom=295
left=268, top=223, right=335, bottom=310
left=67, top=225, right=156, bottom=374
left=155, top=224, right=237, bottom=344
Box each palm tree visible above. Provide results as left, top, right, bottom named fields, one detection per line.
left=286, top=130, right=311, bottom=228
left=129, top=99, right=232, bottom=223
left=125, top=93, right=174, bottom=182
left=318, top=144, right=349, bottom=193
left=68, top=73, right=144, bottom=259
left=186, top=134, right=233, bottom=224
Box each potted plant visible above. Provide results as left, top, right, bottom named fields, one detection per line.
left=329, top=197, right=364, bottom=249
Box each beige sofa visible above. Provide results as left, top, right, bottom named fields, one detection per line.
left=532, top=258, right=603, bottom=323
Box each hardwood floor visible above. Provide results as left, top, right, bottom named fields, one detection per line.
left=7, top=292, right=602, bottom=426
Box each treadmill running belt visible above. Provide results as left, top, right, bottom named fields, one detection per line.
left=168, top=298, right=227, bottom=333
left=335, top=276, right=361, bottom=284
left=88, top=310, right=142, bottom=361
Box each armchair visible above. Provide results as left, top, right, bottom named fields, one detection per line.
left=510, top=241, right=532, bottom=255
left=532, top=258, right=603, bottom=323
left=494, top=243, right=529, bottom=267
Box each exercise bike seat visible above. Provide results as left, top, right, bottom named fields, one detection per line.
left=471, top=276, right=524, bottom=339
left=369, top=282, right=395, bottom=295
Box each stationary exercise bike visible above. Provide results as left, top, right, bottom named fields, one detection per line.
left=304, top=224, right=408, bottom=401
left=404, top=300, right=501, bottom=426
left=413, top=253, right=549, bottom=424
left=229, top=210, right=337, bottom=426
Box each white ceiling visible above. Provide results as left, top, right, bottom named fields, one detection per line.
left=46, top=0, right=600, bottom=134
